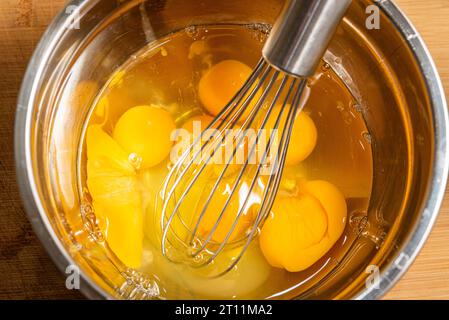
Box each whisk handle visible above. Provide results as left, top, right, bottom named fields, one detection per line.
left=263, top=0, right=351, bottom=78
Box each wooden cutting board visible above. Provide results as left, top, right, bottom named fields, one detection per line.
left=0, top=0, right=447, bottom=299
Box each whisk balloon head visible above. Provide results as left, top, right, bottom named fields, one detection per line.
left=159, top=58, right=307, bottom=277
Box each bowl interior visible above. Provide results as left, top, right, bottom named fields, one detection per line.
left=16, top=0, right=443, bottom=299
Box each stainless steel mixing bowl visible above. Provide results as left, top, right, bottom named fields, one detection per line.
left=15, top=0, right=449, bottom=299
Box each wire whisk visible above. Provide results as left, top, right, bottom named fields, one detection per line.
left=159, top=0, right=351, bottom=277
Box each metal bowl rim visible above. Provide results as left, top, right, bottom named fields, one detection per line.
left=14, top=0, right=449, bottom=300
left=353, top=0, right=449, bottom=300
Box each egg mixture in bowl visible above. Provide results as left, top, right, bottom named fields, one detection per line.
left=80, top=25, right=372, bottom=299
left=17, top=0, right=448, bottom=300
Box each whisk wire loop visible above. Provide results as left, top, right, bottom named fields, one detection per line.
left=212, top=79, right=307, bottom=276
left=157, top=0, right=350, bottom=277
left=160, top=55, right=307, bottom=275
left=160, top=60, right=268, bottom=254
left=187, top=69, right=282, bottom=249
left=189, top=75, right=300, bottom=266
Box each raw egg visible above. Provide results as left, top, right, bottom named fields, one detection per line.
left=264, top=105, right=318, bottom=165
left=113, top=105, right=176, bottom=169
left=86, top=125, right=143, bottom=268
left=198, top=60, right=261, bottom=122
left=180, top=114, right=248, bottom=172
left=196, top=178, right=263, bottom=243
left=260, top=180, right=346, bottom=272
left=182, top=114, right=214, bottom=135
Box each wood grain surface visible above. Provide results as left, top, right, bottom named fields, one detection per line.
left=0, top=0, right=448, bottom=300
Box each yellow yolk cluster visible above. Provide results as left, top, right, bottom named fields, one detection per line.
left=177, top=115, right=263, bottom=244
left=260, top=180, right=347, bottom=272
left=197, top=59, right=318, bottom=166
left=193, top=60, right=345, bottom=272
left=87, top=105, right=176, bottom=268
left=86, top=125, right=143, bottom=268
left=86, top=57, right=347, bottom=275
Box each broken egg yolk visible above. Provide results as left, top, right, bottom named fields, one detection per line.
left=259, top=180, right=347, bottom=272
left=113, top=105, right=176, bottom=169
left=86, top=125, right=143, bottom=268
left=199, top=60, right=261, bottom=121
left=264, top=105, right=318, bottom=165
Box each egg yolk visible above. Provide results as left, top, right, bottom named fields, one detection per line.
left=86, top=125, right=143, bottom=268
left=113, top=105, right=176, bottom=169
left=180, top=115, right=249, bottom=174
left=259, top=180, right=347, bottom=272
left=264, top=105, right=317, bottom=165
left=196, top=178, right=264, bottom=244
left=182, top=114, right=214, bottom=135
left=198, top=60, right=261, bottom=122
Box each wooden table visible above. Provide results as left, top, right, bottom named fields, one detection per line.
left=0, top=0, right=448, bottom=300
